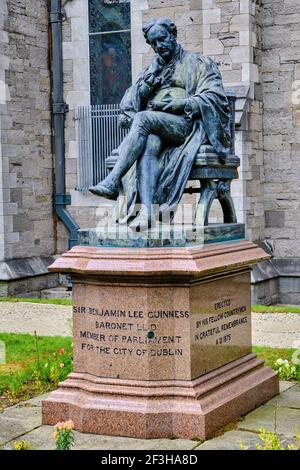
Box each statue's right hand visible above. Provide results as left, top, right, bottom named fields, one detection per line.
left=148, top=56, right=163, bottom=77
left=119, top=114, right=132, bottom=129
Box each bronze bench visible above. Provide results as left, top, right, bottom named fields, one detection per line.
left=186, top=150, right=240, bottom=226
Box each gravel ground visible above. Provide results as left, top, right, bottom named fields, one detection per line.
left=0, top=302, right=300, bottom=348
left=252, top=311, right=300, bottom=348
left=0, top=302, right=72, bottom=337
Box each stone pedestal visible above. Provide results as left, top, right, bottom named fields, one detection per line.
left=42, top=240, right=279, bottom=439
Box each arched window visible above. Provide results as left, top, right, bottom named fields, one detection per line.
left=89, top=0, right=132, bottom=105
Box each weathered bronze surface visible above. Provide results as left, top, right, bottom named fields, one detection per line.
left=90, top=18, right=237, bottom=230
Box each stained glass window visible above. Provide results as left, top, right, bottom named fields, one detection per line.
left=89, top=0, right=132, bottom=105
left=89, top=0, right=131, bottom=33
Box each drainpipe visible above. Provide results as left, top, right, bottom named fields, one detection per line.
left=50, top=0, right=79, bottom=248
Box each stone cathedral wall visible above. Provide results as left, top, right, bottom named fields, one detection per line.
left=0, top=0, right=54, bottom=262
left=0, top=0, right=300, bottom=301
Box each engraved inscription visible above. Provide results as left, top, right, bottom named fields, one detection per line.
left=194, top=300, right=248, bottom=345
left=73, top=306, right=189, bottom=358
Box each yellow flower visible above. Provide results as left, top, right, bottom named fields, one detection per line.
left=54, top=419, right=74, bottom=431
left=12, top=440, right=32, bottom=450
left=63, top=420, right=74, bottom=429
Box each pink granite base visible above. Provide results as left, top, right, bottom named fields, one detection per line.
left=43, top=241, right=279, bottom=439
left=42, top=353, right=278, bottom=440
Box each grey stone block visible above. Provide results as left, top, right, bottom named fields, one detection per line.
left=280, top=293, right=300, bottom=305
left=265, top=210, right=285, bottom=228
left=251, top=278, right=280, bottom=306
left=251, top=259, right=278, bottom=283
left=0, top=256, right=55, bottom=281
left=0, top=272, right=59, bottom=297
left=273, top=258, right=300, bottom=276
left=279, top=276, right=300, bottom=293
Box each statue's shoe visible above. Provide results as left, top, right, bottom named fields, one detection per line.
left=89, top=182, right=119, bottom=200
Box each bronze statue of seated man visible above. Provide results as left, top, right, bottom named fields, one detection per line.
left=89, top=18, right=231, bottom=230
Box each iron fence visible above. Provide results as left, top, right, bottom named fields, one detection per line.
left=75, top=104, right=128, bottom=191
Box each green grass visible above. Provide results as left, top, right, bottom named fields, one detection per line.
left=0, top=297, right=71, bottom=305
left=252, top=304, right=300, bottom=314
left=253, top=346, right=300, bottom=381
left=0, top=333, right=72, bottom=364
left=0, top=333, right=73, bottom=408
left=253, top=346, right=296, bottom=366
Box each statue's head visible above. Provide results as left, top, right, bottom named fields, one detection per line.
left=143, top=18, right=178, bottom=62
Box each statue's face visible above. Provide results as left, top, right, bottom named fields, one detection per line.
left=146, top=24, right=177, bottom=62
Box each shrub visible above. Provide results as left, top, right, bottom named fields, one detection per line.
left=12, top=440, right=33, bottom=450
left=241, top=428, right=299, bottom=451
left=54, top=420, right=75, bottom=450
left=273, top=358, right=298, bottom=381
left=32, top=347, right=72, bottom=388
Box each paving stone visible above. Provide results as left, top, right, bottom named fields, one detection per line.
left=279, top=381, right=297, bottom=393
left=3, top=426, right=55, bottom=451
left=195, top=430, right=260, bottom=450
left=237, top=405, right=276, bottom=433
left=0, top=406, right=41, bottom=446
left=1, top=380, right=299, bottom=450
left=4, top=425, right=199, bottom=451
left=267, top=384, right=300, bottom=408
left=238, top=404, right=300, bottom=438
left=195, top=431, right=298, bottom=451
left=275, top=408, right=300, bottom=438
